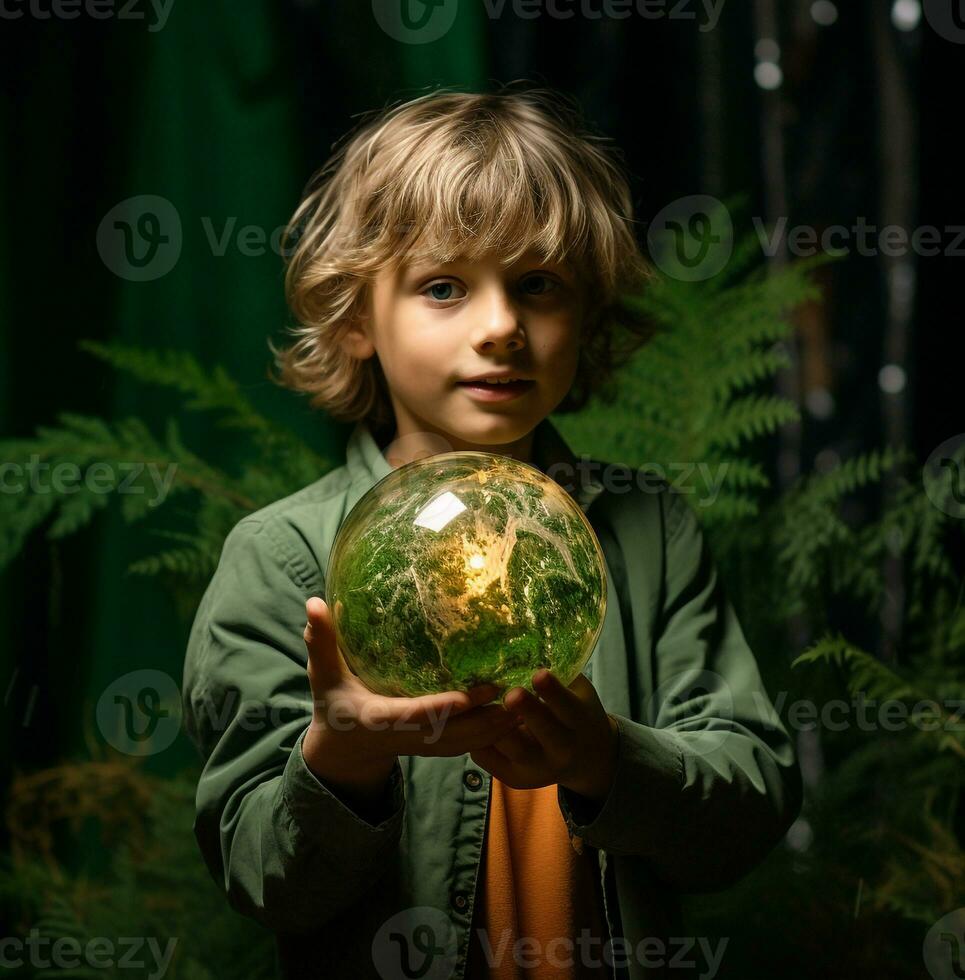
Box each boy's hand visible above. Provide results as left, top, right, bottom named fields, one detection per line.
left=469, top=668, right=619, bottom=800
left=301, top=597, right=522, bottom=784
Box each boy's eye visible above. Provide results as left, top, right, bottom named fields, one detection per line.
left=420, top=273, right=559, bottom=303
left=519, top=274, right=558, bottom=296
left=423, top=281, right=466, bottom=302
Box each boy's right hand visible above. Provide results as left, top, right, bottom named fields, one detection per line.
left=300, top=597, right=521, bottom=786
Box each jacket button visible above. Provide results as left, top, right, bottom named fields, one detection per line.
left=464, top=770, right=482, bottom=790
left=451, top=891, right=468, bottom=911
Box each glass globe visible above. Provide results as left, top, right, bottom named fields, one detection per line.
left=326, top=450, right=607, bottom=698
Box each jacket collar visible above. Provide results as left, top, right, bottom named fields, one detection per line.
left=345, top=417, right=605, bottom=512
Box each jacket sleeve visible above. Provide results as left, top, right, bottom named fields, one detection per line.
left=557, top=487, right=803, bottom=892
left=181, top=516, right=407, bottom=934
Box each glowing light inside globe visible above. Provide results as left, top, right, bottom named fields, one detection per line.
left=325, top=450, right=608, bottom=698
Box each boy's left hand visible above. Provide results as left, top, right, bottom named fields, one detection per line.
left=469, top=668, right=619, bottom=800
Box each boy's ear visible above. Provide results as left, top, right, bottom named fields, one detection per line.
left=339, top=315, right=376, bottom=360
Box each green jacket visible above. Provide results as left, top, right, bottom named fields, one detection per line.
left=182, top=417, right=802, bottom=980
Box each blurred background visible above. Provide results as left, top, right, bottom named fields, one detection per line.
left=1, top=1, right=962, bottom=977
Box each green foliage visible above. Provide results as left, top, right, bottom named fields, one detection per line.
left=780, top=633, right=965, bottom=935
left=556, top=200, right=837, bottom=525
left=0, top=341, right=334, bottom=617
left=0, top=752, right=275, bottom=979
left=793, top=633, right=965, bottom=763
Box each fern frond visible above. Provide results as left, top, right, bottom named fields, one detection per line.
left=559, top=211, right=839, bottom=530
left=77, top=340, right=330, bottom=474
left=793, top=634, right=965, bottom=760
left=78, top=340, right=255, bottom=419
left=792, top=633, right=919, bottom=700
left=0, top=412, right=259, bottom=572
left=708, top=396, right=800, bottom=450
left=793, top=446, right=912, bottom=505
left=127, top=546, right=220, bottom=580
left=709, top=345, right=792, bottom=399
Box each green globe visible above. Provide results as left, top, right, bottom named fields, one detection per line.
left=325, top=450, right=607, bottom=698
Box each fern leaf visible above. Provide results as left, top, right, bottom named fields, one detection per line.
left=709, top=396, right=800, bottom=450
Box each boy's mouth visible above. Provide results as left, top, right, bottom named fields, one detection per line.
left=456, top=379, right=536, bottom=401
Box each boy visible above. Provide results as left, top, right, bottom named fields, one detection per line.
left=182, top=85, right=802, bottom=979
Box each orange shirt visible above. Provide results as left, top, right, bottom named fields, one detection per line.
left=464, top=778, right=612, bottom=978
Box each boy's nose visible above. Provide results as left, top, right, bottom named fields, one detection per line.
left=472, top=289, right=525, bottom=352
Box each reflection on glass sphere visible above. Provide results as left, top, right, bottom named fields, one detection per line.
left=326, top=450, right=608, bottom=698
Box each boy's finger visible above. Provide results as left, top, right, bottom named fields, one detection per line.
left=434, top=703, right=520, bottom=741
left=400, top=708, right=522, bottom=756
left=504, top=688, right=568, bottom=751
left=393, top=690, right=473, bottom=726
left=303, top=597, right=351, bottom=685
left=454, top=711, right=525, bottom=752
left=391, top=683, right=500, bottom=729
left=466, top=683, right=502, bottom=706
left=528, top=669, right=584, bottom=730
left=488, top=726, right=537, bottom=763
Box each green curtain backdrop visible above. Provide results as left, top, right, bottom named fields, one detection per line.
left=83, top=2, right=489, bottom=777
left=86, top=0, right=309, bottom=778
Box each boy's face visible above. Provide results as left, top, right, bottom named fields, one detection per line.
left=343, top=248, right=585, bottom=464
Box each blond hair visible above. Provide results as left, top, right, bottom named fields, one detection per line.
left=268, top=83, right=654, bottom=432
